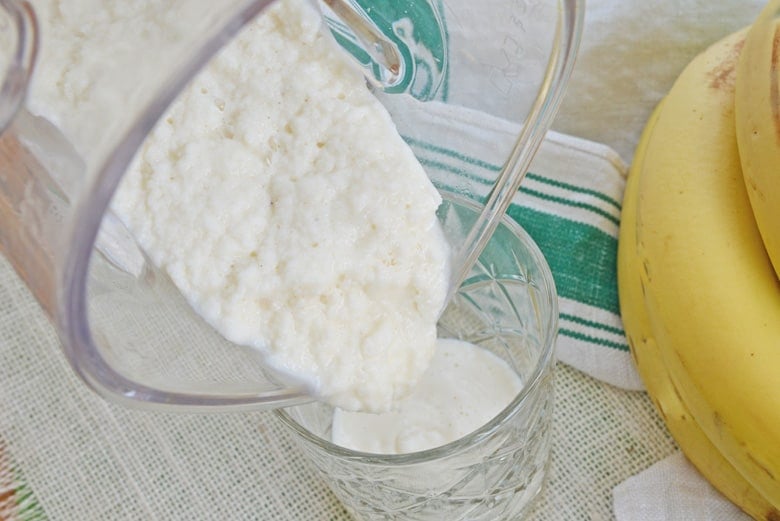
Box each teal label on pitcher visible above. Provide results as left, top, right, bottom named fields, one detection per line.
left=323, top=0, right=449, bottom=101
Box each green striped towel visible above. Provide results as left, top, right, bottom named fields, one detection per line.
left=386, top=97, right=643, bottom=391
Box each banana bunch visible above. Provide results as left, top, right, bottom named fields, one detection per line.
left=617, top=2, right=780, bottom=518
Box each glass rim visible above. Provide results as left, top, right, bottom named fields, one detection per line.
left=274, top=197, right=559, bottom=465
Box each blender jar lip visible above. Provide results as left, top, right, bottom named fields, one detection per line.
left=55, top=0, right=315, bottom=412
left=275, top=192, right=559, bottom=465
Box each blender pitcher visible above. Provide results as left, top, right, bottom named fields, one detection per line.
left=0, top=0, right=582, bottom=411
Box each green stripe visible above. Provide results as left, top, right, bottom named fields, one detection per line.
left=419, top=157, right=493, bottom=190
left=526, top=172, right=622, bottom=210
left=410, top=139, right=619, bottom=223
left=519, top=187, right=620, bottom=227
left=13, top=466, right=47, bottom=521
left=404, top=135, right=501, bottom=173
left=505, top=204, right=620, bottom=315
left=419, top=156, right=620, bottom=227
left=559, top=312, right=624, bottom=336
left=407, top=136, right=623, bottom=210
left=435, top=180, right=621, bottom=316
left=559, top=328, right=629, bottom=352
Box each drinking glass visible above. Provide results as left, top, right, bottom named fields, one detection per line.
left=277, top=191, right=558, bottom=520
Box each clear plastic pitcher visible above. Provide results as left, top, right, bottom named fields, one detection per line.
left=0, top=0, right=582, bottom=411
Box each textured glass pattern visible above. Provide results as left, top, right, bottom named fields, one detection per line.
left=297, top=377, right=553, bottom=521
left=277, top=193, right=558, bottom=520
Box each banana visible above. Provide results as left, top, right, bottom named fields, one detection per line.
left=633, top=28, right=780, bottom=509
left=735, top=0, right=780, bottom=279
left=619, top=99, right=777, bottom=520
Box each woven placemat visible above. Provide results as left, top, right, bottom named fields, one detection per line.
left=0, top=251, right=677, bottom=520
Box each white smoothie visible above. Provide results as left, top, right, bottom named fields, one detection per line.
left=30, top=0, right=451, bottom=413
left=332, top=339, right=524, bottom=454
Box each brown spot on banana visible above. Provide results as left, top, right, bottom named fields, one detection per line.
left=708, top=37, right=745, bottom=91
left=772, top=24, right=780, bottom=144
left=747, top=451, right=778, bottom=481
left=766, top=507, right=780, bottom=521
left=713, top=410, right=724, bottom=433
left=746, top=175, right=766, bottom=202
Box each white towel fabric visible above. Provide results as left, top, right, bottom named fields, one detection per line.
left=614, top=453, right=753, bottom=521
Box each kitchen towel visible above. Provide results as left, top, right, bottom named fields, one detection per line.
left=614, top=453, right=753, bottom=521
left=385, top=96, right=644, bottom=391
